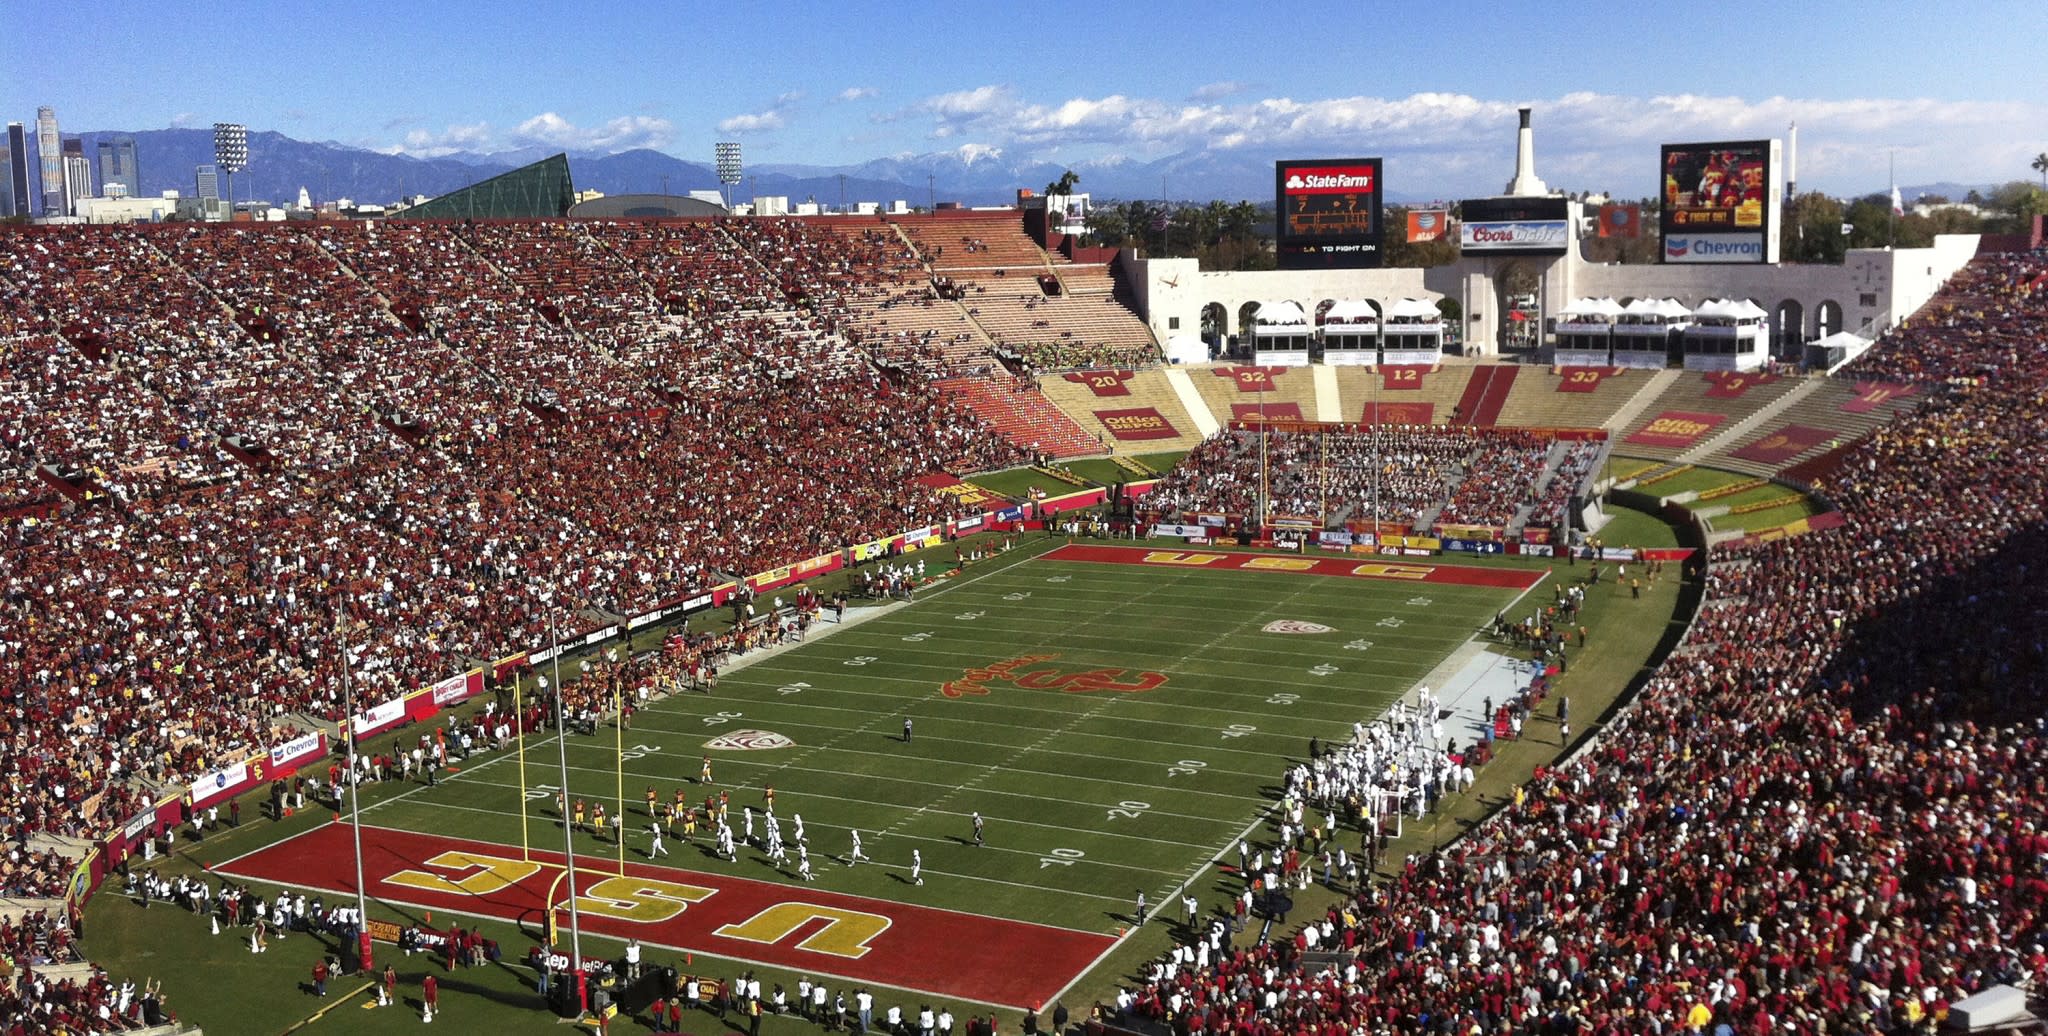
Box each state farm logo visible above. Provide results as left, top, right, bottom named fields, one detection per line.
left=1283, top=166, right=1377, bottom=194
left=1262, top=620, right=1333, bottom=634
left=705, top=730, right=795, bottom=751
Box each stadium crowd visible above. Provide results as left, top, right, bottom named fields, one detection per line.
left=1145, top=427, right=1567, bottom=530
left=1114, top=249, right=2048, bottom=1034
left=0, top=218, right=1029, bottom=868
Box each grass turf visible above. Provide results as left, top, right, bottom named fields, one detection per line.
left=82, top=515, right=1689, bottom=1035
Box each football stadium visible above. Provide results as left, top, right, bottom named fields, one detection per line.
left=3, top=86, right=2047, bottom=1036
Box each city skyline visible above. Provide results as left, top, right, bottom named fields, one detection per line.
left=3, top=0, right=2045, bottom=201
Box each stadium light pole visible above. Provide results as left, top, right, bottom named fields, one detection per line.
left=334, top=608, right=371, bottom=972
left=549, top=607, right=586, bottom=1011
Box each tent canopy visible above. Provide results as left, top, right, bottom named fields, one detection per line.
left=1384, top=297, right=1442, bottom=322
left=1322, top=300, right=1381, bottom=325
left=1252, top=300, right=1309, bottom=326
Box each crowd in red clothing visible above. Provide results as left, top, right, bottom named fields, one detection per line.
left=1117, top=250, right=2048, bottom=1035
left=0, top=219, right=1025, bottom=865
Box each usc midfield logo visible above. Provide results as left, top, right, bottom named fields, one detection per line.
left=942, top=654, right=1168, bottom=699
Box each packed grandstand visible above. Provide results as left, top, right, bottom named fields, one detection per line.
left=0, top=210, right=2043, bottom=1033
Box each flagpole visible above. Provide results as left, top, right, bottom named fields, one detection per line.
left=1889, top=149, right=1897, bottom=248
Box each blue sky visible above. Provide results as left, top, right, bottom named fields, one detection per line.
left=5, top=0, right=2045, bottom=196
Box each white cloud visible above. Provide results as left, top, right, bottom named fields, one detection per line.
left=896, top=85, right=2048, bottom=193
left=512, top=112, right=674, bottom=151
left=837, top=86, right=879, bottom=102
left=384, top=121, right=494, bottom=157
left=718, top=111, right=787, bottom=134
left=169, top=112, right=197, bottom=128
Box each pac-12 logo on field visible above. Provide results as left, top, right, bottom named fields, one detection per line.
left=1262, top=620, right=1333, bottom=634
left=705, top=730, right=795, bottom=751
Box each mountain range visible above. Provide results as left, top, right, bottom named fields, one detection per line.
left=46, top=128, right=1324, bottom=209
left=38, top=128, right=2007, bottom=211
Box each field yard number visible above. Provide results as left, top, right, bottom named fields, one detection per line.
left=1406, top=596, right=1434, bottom=607
left=1221, top=723, right=1257, bottom=739
left=954, top=610, right=986, bottom=621
left=1267, top=692, right=1300, bottom=704
left=844, top=655, right=879, bottom=667
left=703, top=711, right=743, bottom=727
left=777, top=682, right=812, bottom=696
left=1002, top=591, right=1032, bottom=602
left=1045, top=575, right=1071, bottom=583
left=1167, top=759, right=1207, bottom=778
left=900, top=631, right=933, bottom=643
left=386, top=851, right=541, bottom=897
left=574, top=875, right=715, bottom=924
left=1039, top=848, right=1086, bottom=869
left=524, top=782, right=560, bottom=802
left=1106, top=800, right=1151, bottom=821
left=1376, top=616, right=1405, bottom=628
left=1344, top=639, right=1375, bottom=652
left=1308, top=664, right=1339, bottom=677
left=620, top=743, right=661, bottom=763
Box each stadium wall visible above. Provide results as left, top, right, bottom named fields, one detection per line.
left=1127, top=255, right=1434, bottom=349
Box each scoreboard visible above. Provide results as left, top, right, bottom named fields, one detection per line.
left=1276, top=158, right=1385, bottom=270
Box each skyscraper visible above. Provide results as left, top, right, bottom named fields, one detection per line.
left=61, top=139, right=92, bottom=214
left=194, top=164, right=219, bottom=201
left=97, top=136, right=139, bottom=199
left=36, top=106, right=62, bottom=217
left=4, top=123, right=28, bottom=218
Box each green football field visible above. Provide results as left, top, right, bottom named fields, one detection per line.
left=351, top=541, right=1535, bottom=939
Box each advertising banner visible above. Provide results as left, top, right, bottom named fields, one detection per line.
left=1597, top=203, right=1641, bottom=238
left=1095, top=407, right=1180, bottom=442
left=269, top=731, right=325, bottom=772
left=1441, top=538, right=1506, bottom=555
left=430, top=671, right=480, bottom=707
left=1276, top=157, right=1385, bottom=269
left=351, top=697, right=409, bottom=738
left=1661, top=233, right=1766, bottom=263
left=1152, top=523, right=1208, bottom=538
left=1626, top=410, right=1727, bottom=448
left=1269, top=516, right=1318, bottom=530
left=1730, top=424, right=1833, bottom=464
left=1517, top=543, right=1555, bottom=557
left=1461, top=220, right=1569, bottom=253
left=189, top=762, right=249, bottom=808
left=1457, top=197, right=1570, bottom=255
left=1406, top=209, right=1448, bottom=243
left=1317, top=530, right=1355, bottom=548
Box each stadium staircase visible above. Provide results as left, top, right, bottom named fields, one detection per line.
left=937, top=376, right=1105, bottom=458
left=1505, top=440, right=1575, bottom=537
left=1600, top=368, right=1682, bottom=433
left=1708, top=377, right=1924, bottom=477
left=1331, top=364, right=1477, bottom=425
left=1038, top=369, right=1211, bottom=453
left=1182, top=362, right=1320, bottom=429
left=1677, top=378, right=1824, bottom=464
left=1494, top=365, right=1647, bottom=429
left=1448, top=364, right=1521, bottom=426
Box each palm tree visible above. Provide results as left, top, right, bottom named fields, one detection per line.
left=2033, top=152, right=2048, bottom=189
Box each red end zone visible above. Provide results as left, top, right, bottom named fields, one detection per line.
left=218, top=823, right=1109, bottom=1009
left=1044, top=543, right=1542, bottom=589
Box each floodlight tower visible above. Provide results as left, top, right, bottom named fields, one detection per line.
left=214, top=122, right=248, bottom=210
left=715, top=141, right=742, bottom=211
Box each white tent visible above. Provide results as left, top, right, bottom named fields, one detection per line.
left=1252, top=300, right=1309, bottom=326
left=1693, top=298, right=1768, bottom=323
left=1559, top=297, right=1624, bottom=321
left=1163, top=334, right=1208, bottom=365
left=1322, top=300, right=1381, bottom=326
left=1383, top=297, right=1442, bottom=322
